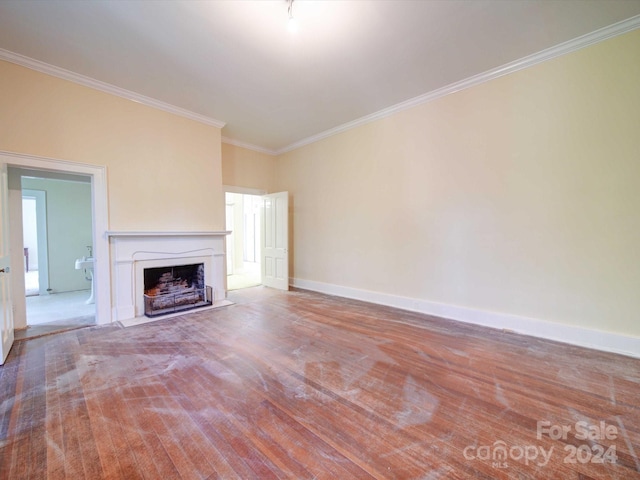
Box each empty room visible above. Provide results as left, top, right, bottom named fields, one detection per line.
left=1, top=1, right=639, bottom=478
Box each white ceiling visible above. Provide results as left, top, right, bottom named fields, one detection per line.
left=1, top=1, right=639, bottom=154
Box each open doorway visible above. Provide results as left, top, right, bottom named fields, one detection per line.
left=22, top=194, right=39, bottom=296
left=16, top=170, right=96, bottom=335
left=22, top=188, right=49, bottom=298
left=225, top=192, right=262, bottom=290
left=2, top=150, right=110, bottom=345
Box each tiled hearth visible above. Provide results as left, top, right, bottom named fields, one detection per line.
left=108, top=231, right=229, bottom=321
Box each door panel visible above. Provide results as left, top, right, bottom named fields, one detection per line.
left=261, top=192, right=289, bottom=291
left=0, top=161, right=15, bottom=364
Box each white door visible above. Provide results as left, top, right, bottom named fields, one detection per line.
left=261, top=191, right=289, bottom=290
left=0, top=161, right=15, bottom=364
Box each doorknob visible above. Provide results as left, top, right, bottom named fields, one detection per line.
left=0, top=267, right=8, bottom=273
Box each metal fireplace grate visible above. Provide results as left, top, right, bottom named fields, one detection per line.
left=144, top=285, right=212, bottom=317
left=143, top=263, right=212, bottom=317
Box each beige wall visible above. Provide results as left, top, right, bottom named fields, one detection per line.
left=222, top=142, right=275, bottom=193
left=0, top=61, right=224, bottom=231
left=275, top=29, right=640, bottom=338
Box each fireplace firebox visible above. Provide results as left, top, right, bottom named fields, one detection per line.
left=143, top=263, right=212, bottom=317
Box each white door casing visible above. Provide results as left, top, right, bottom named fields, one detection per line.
left=1, top=151, right=110, bottom=326
left=261, top=191, right=289, bottom=291
left=0, top=161, right=15, bottom=364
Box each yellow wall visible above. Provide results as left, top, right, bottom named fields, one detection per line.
left=222, top=142, right=275, bottom=193
left=275, top=29, right=640, bottom=338
left=0, top=61, right=224, bottom=231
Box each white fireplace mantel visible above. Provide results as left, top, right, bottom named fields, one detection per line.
left=108, top=231, right=230, bottom=321
left=106, top=230, right=231, bottom=237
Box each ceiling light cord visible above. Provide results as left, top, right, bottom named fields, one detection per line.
left=287, top=0, right=298, bottom=33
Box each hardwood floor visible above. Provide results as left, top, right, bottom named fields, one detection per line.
left=1, top=286, right=639, bottom=479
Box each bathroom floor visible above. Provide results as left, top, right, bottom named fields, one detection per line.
left=24, top=269, right=39, bottom=296
left=26, top=289, right=95, bottom=325
left=15, top=290, right=96, bottom=340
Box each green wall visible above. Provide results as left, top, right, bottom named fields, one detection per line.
left=21, top=176, right=92, bottom=293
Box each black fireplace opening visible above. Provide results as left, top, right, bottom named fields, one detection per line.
left=143, top=263, right=212, bottom=317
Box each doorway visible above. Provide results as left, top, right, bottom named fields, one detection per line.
left=19, top=172, right=96, bottom=332
left=2, top=150, right=110, bottom=330
left=22, top=189, right=49, bottom=297
left=22, top=195, right=39, bottom=296
left=225, top=192, right=262, bottom=290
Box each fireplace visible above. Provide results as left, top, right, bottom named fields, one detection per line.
left=107, top=231, right=229, bottom=321
left=143, top=263, right=212, bottom=317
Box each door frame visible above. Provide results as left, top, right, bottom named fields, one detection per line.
left=1, top=150, right=111, bottom=326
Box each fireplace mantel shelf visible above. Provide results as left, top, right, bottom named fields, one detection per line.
left=106, top=230, right=231, bottom=237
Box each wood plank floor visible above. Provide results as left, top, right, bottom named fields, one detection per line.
left=1, top=286, right=639, bottom=479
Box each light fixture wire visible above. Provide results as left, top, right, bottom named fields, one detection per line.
left=288, top=0, right=294, bottom=20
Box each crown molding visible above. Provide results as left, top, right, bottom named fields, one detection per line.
left=276, top=15, right=640, bottom=155
left=221, top=136, right=277, bottom=156
left=0, top=48, right=226, bottom=129
left=2, top=13, right=637, bottom=155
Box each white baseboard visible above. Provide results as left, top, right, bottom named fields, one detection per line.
left=291, top=278, right=640, bottom=359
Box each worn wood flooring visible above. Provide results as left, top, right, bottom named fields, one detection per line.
left=1, top=286, right=639, bottom=479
